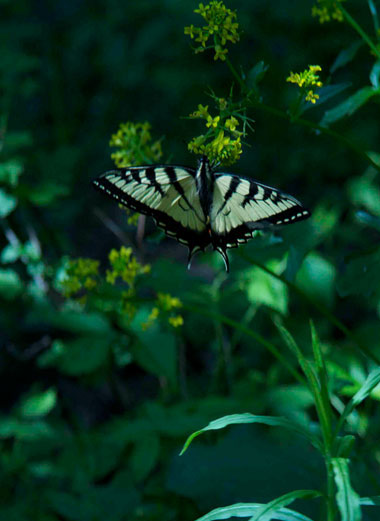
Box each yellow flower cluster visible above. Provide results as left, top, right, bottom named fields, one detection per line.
left=188, top=103, right=243, bottom=165
left=311, top=0, right=345, bottom=23
left=142, top=292, right=184, bottom=330
left=109, top=121, right=163, bottom=168
left=62, top=258, right=99, bottom=298
left=106, top=246, right=150, bottom=287
left=184, top=1, right=240, bottom=61
left=286, top=65, right=323, bottom=104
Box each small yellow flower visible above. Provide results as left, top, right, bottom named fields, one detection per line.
left=311, top=0, right=345, bottom=24
left=169, top=315, right=184, bottom=328
left=110, top=121, right=163, bottom=167
left=142, top=307, right=160, bottom=330
left=107, top=246, right=150, bottom=288
left=206, top=115, right=220, bottom=128
left=225, top=116, right=238, bottom=131
left=157, top=292, right=182, bottom=311
left=62, top=258, right=100, bottom=298
left=184, top=1, right=240, bottom=61
left=287, top=65, right=323, bottom=105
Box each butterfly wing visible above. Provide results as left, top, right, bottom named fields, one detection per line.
left=93, top=165, right=210, bottom=259
left=211, top=173, right=310, bottom=251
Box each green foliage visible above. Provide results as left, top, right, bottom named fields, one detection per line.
left=3, top=1, right=380, bottom=520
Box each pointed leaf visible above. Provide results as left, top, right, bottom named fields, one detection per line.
left=360, top=496, right=380, bottom=506
left=352, top=367, right=380, bottom=406
left=320, top=87, right=377, bottom=126
left=196, top=502, right=315, bottom=521
left=370, top=61, right=380, bottom=88
left=248, top=490, right=321, bottom=521
left=330, top=41, right=362, bottom=73
left=332, top=458, right=361, bottom=521
left=180, top=413, right=320, bottom=455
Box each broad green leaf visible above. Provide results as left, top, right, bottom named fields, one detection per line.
left=0, top=187, right=17, bottom=217
left=28, top=183, right=69, bottom=206
left=39, top=336, right=111, bottom=375
left=0, top=159, right=23, bottom=186
left=19, top=387, right=57, bottom=418
left=370, top=61, right=380, bottom=88
left=0, top=268, right=23, bottom=299
left=320, top=86, right=378, bottom=126
left=295, top=252, right=336, bottom=307
left=351, top=367, right=380, bottom=406
left=247, top=60, right=269, bottom=91
left=355, top=210, right=380, bottom=232
left=302, top=83, right=351, bottom=113
left=348, top=174, right=380, bottom=217
left=330, top=41, right=362, bottom=73
left=0, top=417, right=54, bottom=440
left=336, top=248, right=380, bottom=298
left=131, top=308, right=177, bottom=388
left=248, top=490, right=321, bottom=521
left=243, top=260, right=288, bottom=314
left=196, top=502, right=314, bottom=521
left=332, top=458, right=361, bottom=521
left=0, top=242, right=23, bottom=263
left=130, top=433, right=160, bottom=482
left=180, top=413, right=320, bottom=455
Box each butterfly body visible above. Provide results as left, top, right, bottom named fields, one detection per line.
left=93, top=156, right=310, bottom=271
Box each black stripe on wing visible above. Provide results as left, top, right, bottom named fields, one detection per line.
left=93, top=168, right=210, bottom=252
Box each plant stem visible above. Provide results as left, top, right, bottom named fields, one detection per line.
left=250, top=100, right=380, bottom=173
left=340, top=4, right=380, bottom=60
left=182, top=302, right=306, bottom=385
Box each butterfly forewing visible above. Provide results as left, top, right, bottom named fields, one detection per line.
left=93, top=165, right=209, bottom=250
left=210, top=173, right=310, bottom=249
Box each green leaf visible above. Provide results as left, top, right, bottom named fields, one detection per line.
left=19, top=387, right=57, bottom=418
left=0, top=187, right=17, bottom=217
left=248, top=490, right=321, bottom=521
left=195, top=502, right=315, bottom=521
left=0, top=268, right=23, bottom=299
left=131, top=309, right=177, bottom=388
left=247, top=60, right=269, bottom=91
left=130, top=433, right=160, bottom=482
left=28, top=183, right=69, bottom=206
left=320, top=86, right=378, bottom=126
left=330, top=41, right=362, bottom=73
left=302, top=83, right=351, bottom=113
left=348, top=174, right=380, bottom=217
left=336, top=435, right=356, bottom=458
left=296, top=252, right=336, bottom=307
left=0, top=243, right=23, bottom=263
left=355, top=210, right=380, bottom=231
left=332, top=458, right=361, bottom=521
left=39, top=337, right=111, bottom=375
left=0, top=159, right=23, bottom=186
left=351, top=367, right=380, bottom=406
left=243, top=260, right=288, bottom=314
left=370, top=61, right=380, bottom=88
left=337, top=248, right=380, bottom=298
left=180, top=413, right=320, bottom=455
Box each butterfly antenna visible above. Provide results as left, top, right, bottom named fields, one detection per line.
left=216, top=247, right=230, bottom=273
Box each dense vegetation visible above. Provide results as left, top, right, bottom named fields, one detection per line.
left=2, top=1, right=380, bottom=520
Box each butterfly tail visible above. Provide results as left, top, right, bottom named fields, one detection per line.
left=187, top=246, right=202, bottom=270
left=215, top=247, right=230, bottom=273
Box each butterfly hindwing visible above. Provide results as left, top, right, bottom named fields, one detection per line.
left=93, top=165, right=209, bottom=251
left=210, top=173, right=310, bottom=250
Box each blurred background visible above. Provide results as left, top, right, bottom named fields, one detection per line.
left=2, top=0, right=380, bottom=520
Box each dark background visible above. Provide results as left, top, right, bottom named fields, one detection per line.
left=1, top=1, right=380, bottom=520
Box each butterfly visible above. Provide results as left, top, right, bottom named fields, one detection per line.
left=93, top=156, right=310, bottom=272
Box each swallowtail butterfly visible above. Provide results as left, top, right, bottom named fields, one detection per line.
left=93, top=156, right=310, bottom=272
